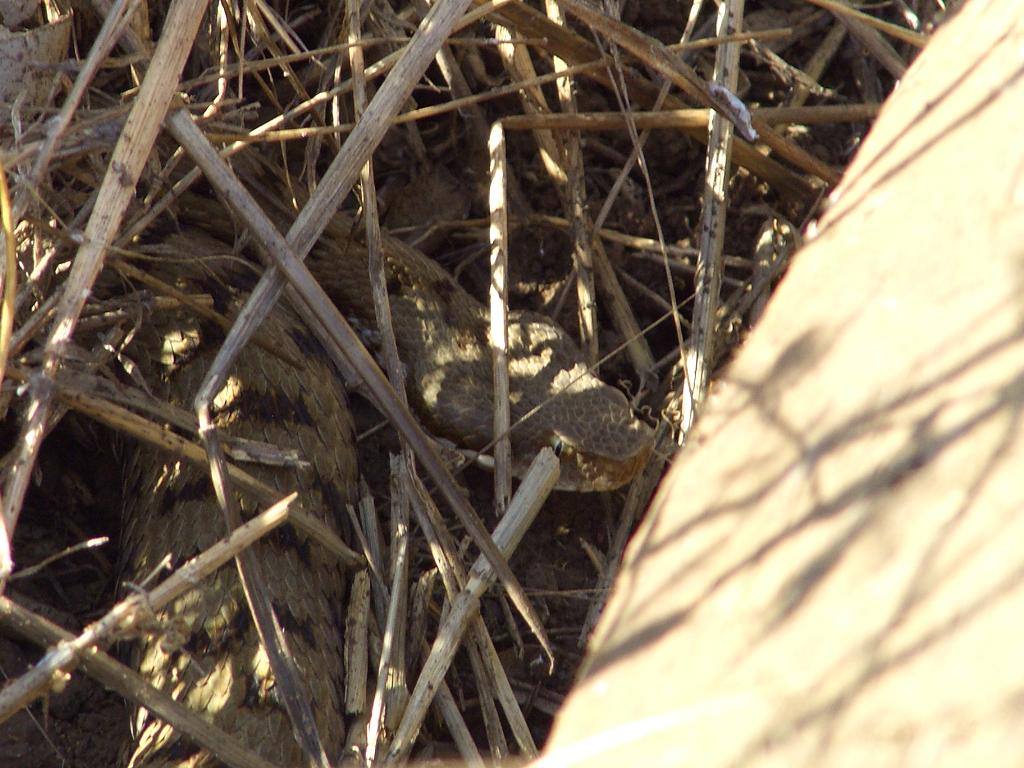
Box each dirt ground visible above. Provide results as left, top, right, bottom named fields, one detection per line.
left=0, top=0, right=940, bottom=764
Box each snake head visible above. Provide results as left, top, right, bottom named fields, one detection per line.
left=536, top=364, right=655, bottom=492
left=507, top=315, right=655, bottom=492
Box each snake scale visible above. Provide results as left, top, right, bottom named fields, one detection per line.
left=119, top=198, right=654, bottom=765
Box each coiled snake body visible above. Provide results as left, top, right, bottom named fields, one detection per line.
left=121, top=210, right=654, bottom=764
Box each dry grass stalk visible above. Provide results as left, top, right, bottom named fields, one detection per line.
left=545, top=0, right=599, bottom=371
left=344, top=568, right=370, bottom=720
left=681, top=0, right=746, bottom=429
left=365, top=456, right=412, bottom=758
left=804, top=0, right=928, bottom=48
left=0, top=496, right=293, bottom=723
left=403, top=471, right=518, bottom=757
left=389, top=448, right=560, bottom=763
left=488, top=121, right=514, bottom=511
left=0, top=597, right=279, bottom=768
left=2, top=0, right=209, bottom=563
left=167, top=106, right=550, bottom=656
left=486, top=0, right=817, bottom=200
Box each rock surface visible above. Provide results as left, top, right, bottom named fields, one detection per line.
left=541, top=1, right=1024, bottom=765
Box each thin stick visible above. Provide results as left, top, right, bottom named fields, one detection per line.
left=789, top=22, right=848, bottom=109
left=1, top=0, right=209, bottom=569
left=16, top=0, right=143, bottom=226
left=584, top=13, right=685, bottom=381
left=344, top=569, right=370, bottom=715
left=0, top=597, right=279, bottom=768
left=804, top=0, right=928, bottom=48
left=344, top=20, right=420, bottom=737
left=345, top=12, right=423, bottom=675
left=386, top=448, right=561, bottom=763
left=0, top=497, right=293, bottom=723
left=382, top=461, right=411, bottom=732
left=39, top=371, right=363, bottom=567
left=832, top=9, right=908, bottom=79
left=204, top=78, right=878, bottom=144
left=586, top=25, right=673, bottom=382
left=546, top=0, right=599, bottom=370
left=0, top=158, right=15, bottom=420
left=488, top=122, right=513, bottom=512
left=164, top=3, right=552, bottom=661
left=483, top=0, right=815, bottom=200
left=366, top=456, right=412, bottom=759
left=404, top=474, right=511, bottom=757
left=555, top=0, right=841, bottom=186
left=682, top=0, right=745, bottom=432
left=431, top=678, right=487, bottom=768
left=350, top=0, right=410, bottom=410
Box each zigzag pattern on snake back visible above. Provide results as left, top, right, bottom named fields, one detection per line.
left=120, top=229, right=355, bottom=766
left=118, top=193, right=655, bottom=765
left=179, top=192, right=656, bottom=491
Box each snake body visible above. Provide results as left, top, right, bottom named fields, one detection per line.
left=122, top=230, right=355, bottom=766
left=120, top=206, right=654, bottom=764
left=302, top=210, right=655, bottom=492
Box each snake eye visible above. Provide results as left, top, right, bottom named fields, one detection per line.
left=550, top=436, right=565, bottom=457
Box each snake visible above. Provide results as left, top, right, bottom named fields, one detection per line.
left=118, top=200, right=655, bottom=765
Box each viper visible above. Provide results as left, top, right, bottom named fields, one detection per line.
left=119, top=194, right=654, bottom=765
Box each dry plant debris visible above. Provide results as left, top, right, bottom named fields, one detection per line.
left=0, top=0, right=942, bottom=765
